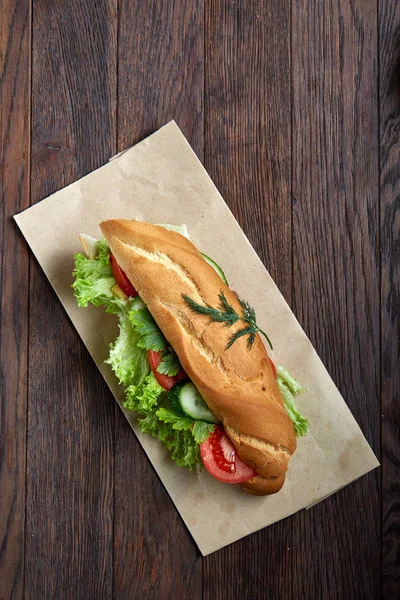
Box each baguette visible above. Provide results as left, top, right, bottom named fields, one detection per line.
left=100, top=219, right=297, bottom=494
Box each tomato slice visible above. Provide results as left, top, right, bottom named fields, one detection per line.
left=147, top=350, right=176, bottom=390
left=174, top=368, right=188, bottom=384
left=110, top=253, right=138, bottom=298
left=148, top=350, right=188, bottom=390
left=200, top=426, right=257, bottom=484
left=269, top=357, right=277, bottom=379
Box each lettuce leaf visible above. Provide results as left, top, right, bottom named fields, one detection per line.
left=125, top=373, right=164, bottom=413
left=167, top=430, right=200, bottom=469
left=125, top=378, right=203, bottom=470
left=72, top=252, right=115, bottom=307
left=106, top=307, right=150, bottom=388
left=72, top=239, right=207, bottom=470
left=277, top=366, right=305, bottom=395
left=276, top=366, right=309, bottom=436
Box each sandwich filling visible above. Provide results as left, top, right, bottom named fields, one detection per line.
left=72, top=227, right=308, bottom=483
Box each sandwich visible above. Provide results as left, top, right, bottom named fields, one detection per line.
left=73, top=220, right=308, bottom=495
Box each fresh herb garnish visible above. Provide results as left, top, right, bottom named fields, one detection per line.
left=129, top=307, right=167, bottom=351
left=157, top=348, right=181, bottom=377
left=155, top=408, right=193, bottom=430
left=182, top=292, right=273, bottom=351
left=156, top=409, right=215, bottom=444
left=191, top=421, right=215, bottom=444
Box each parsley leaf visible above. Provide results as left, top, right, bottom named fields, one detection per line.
left=156, top=409, right=214, bottom=444
left=157, top=349, right=181, bottom=377
left=129, top=307, right=167, bottom=351
left=156, top=408, right=193, bottom=430
left=192, top=421, right=215, bottom=444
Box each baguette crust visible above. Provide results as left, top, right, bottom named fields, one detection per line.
left=100, top=219, right=296, bottom=494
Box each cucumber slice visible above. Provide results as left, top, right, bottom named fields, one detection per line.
left=178, top=382, right=218, bottom=423
left=201, top=253, right=228, bottom=286
left=168, top=383, right=186, bottom=415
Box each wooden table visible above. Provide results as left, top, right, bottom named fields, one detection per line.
left=1, top=1, right=399, bottom=598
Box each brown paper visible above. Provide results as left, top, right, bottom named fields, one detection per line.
left=15, top=121, right=379, bottom=555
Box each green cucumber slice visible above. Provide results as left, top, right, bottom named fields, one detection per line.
left=169, top=382, right=217, bottom=423
left=201, top=253, right=228, bottom=285
left=180, top=382, right=217, bottom=423
left=168, top=384, right=185, bottom=415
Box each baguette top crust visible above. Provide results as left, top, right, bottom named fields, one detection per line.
left=100, top=219, right=296, bottom=494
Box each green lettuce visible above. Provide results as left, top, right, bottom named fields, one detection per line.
left=276, top=366, right=309, bottom=436
left=105, top=306, right=150, bottom=387
left=72, top=239, right=208, bottom=470
left=125, top=372, right=164, bottom=413
left=124, top=379, right=203, bottom=470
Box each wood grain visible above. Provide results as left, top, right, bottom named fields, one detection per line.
left=3, top=0, right=400, bottom=595
left=203, top=2, right=293, bottom=599
left=26, top=0, right=117, bottom=598
left=31, top=0, right=117, bottom=200
left=380, top=1, right=400, bottom=597
left=292, top=1, right=381, bottom=598
left=0, top=1, right=31, bottom=598
left=204, top=0, right=292, bottom=296
left=114, top=1, right=204, bottom=598
left=117, top=0, right=203, bottom=157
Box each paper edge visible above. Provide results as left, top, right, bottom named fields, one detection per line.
left=13, top=121, right=380, bottom=556
left=13, top=204, right=380, bottom=557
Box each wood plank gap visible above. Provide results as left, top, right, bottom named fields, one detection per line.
left=379, top=0, right=400, bottom=595
left=377, top=2, right=383, bottom=599
left=0, top=0, right=32, bottom=597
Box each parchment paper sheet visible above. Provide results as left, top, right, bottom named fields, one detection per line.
left=15, top=121, right=379, bottom=555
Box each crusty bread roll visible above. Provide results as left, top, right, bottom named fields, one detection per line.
left=100, top=219, right=296, bottom=495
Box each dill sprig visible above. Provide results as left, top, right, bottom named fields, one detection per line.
left=182, top=292, right=273, bottom=351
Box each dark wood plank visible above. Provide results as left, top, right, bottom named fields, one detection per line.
left=115, top=2, right=204, bottom=597
left=204, top=0, right=292, bottom=296
left=26, top=1, right=117, bottom=597
left=31, top=0, right=117, bottom=200
left=204, top=2, right=292, bottom=598
left=292, top=1, right=380, bottom=598
left=117, top=1, right=203, bottom=157
left=0, top=1, right=31, bottom=598
left=380, top=1, right=400, bottom=597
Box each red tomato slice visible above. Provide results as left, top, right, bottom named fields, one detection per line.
left=148, top=350, right=188, bottom=390
left=269, top=357, right=277, bottom=379
left=200, top=426, right=257, bottom=484
left=110, top=253, right=138, bottom=298
left=174, top=368, right=188, bottom=383
left=147, top=350, right=176, bottom=391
